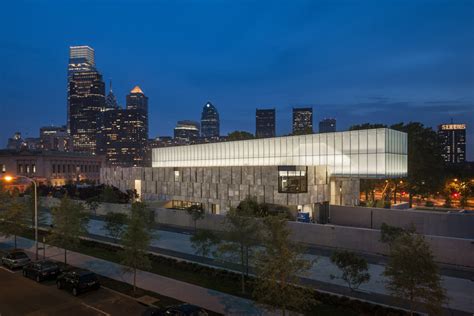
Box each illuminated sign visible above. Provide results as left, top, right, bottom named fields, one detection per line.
left=441, top=124, right=466, bottom=130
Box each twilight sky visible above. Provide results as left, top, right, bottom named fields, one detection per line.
left=1, top=0, right=473, bottom=159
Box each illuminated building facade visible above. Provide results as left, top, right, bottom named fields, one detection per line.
left=174, top=120, right=200, bottom=142
left=68, top=71, right=106, bottom=154
left=39, top=125, right=72, bottom=152
left=256, top=108, right=276, bottom=138
left=101, top=128, right=407, bottom=214
left=0, top=150, right=103, bottom=186
left=438, top=123, right=466, bottom=164
left=292, top=107, right=313, bottom=134
left=201, top=102, right=220, bottom=138
left=103, top=86, right=149, bottom=167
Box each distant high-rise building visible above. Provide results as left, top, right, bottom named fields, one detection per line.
left=174, top=120, right=200, bottom=142
left=438, top=123, right=466, bottom=164
left=68, top=70, right=106, bottom=154
left=67, top=46, right=96, bottom=131
left=292, top=107, right=313, bottom=134
left=319, top=118, right=336, bottom=133
left=105, top=81, right=119, bottom=110
left=256, top=108, right=276, bottom=138
left=201, top=102, right=220, bottom=138
left=103, top=86, right=149, bottom=167
left=39, top=125, right=72, bottom=152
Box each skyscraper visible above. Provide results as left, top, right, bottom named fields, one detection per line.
left=68, top=70, right=105, bottom=154
left=39, top=125, right=72, bottom=152
left=174, top=120, right=200, bottom=142
left=103, top=86, right=149, bottom=167
left=67, top=46, right=96, bottom=132
left=201, top=102, right=220, bottom=138
left=292, top=107, right=313, bottom=134
left=438, top=123, right=466, bottom=164
left=319, top=118, right=336, bottom=133
left=256, top=108, right=276, bottom=138
left=105, top=80, right=119, bottom=110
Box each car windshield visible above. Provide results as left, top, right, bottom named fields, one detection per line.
left=40, top=261, right=57, bottom=269
left=12, top=252, right=28, bottom=259
left=79, top=273, right=98, bottom=283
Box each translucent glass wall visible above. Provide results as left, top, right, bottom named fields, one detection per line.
left=152, top=128, right=407, bottom=178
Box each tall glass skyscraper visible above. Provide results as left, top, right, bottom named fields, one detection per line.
left=201, top=102, right=220, bottom=138
left=256, top=108, right=276, bottom=138
left=67, top=46, right=97, bottom=132
left=68, top=71, right=105, bottom=154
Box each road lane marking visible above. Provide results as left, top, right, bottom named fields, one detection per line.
left=81, top=303, right=111, bottom=316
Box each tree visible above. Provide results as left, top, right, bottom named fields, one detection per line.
left=217, top=206, right=261, bottom=293
left=330, top=250, right=370, bottom=291
left=380, top=223, right=415, bottom=249
left=390, top=122, right=445, bottom=207
left=100, top=186, right=120, bottom=203
left=121, top=202, right=152, bottom=294
left=227, top=131, right=254, bottom=141
left=349, top=123, right=387, bottom=131
left=190, top=229, right=219, bottom=257
left=253, top=216, right=314, bottom=315
left=384, top=233, right=446, bottom=315
left=0, top=193, right=29, bottom=249
left=104, top=212, right=128, bottom=243
left=85, top=196, right=100, bottom=216
left=186, top=204, right=205, bottom=231
left=50, top=196, right=89, bottom=265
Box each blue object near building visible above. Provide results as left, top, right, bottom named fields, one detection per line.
left=297, top=212, right=311, bottom=223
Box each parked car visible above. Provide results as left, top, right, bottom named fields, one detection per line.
left=142, top=304, right=208, bottom=316
left=22, top=260, right=61, bottom=282
left=1, top=251, right=31, bottom=270
left=56, top=269, right=100, bottom=296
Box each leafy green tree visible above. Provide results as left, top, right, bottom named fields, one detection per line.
left=101, top=186, right=120, bottom=203
left=384, top=233, right=446, bottom=315
left=0, top=194, right=29, bottom=249
left=330, top=250, right=370, bottom=291
left=227, top=131, right=254, bottom=141
left=104, top=212, right=128, bottom=243
left=253, top=216, right=314, bottom=315
left=349, top=123, right=387, bottom=130
left=50, top=196, right=89, bottom=264
left=85, top=196, right=100, bottom=215
left=217, top=207, right=261, bottom=293
left=190, top=229, right=219, bottom=257
left=391, top=122, right=445, bottom=207
left=380, top=223, right=415, bottom=249
left=186, top=204, right=205, bottom=231
left=121, top=202, right=153, bottom=294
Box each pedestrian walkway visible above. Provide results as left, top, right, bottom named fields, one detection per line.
left=0, top=236, right=274, bottom=316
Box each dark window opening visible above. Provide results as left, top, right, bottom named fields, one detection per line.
left=278, top=166, right=308, bottom=193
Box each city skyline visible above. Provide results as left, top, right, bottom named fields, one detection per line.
left=1, top=0, right=473, bottom=159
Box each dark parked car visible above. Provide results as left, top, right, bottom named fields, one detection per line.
left=142, top=304, right=208, bottom=316
left=56, top=269, right=100, bottom=296
left=1, top=251, right=31, bottom=269
left=22, top=260, right=61, bottom=282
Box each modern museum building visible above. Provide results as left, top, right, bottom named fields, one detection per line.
left=100, top=128, right=407, bottom=215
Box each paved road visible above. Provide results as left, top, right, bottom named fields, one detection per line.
left=0, top=264, right=147, bottom=316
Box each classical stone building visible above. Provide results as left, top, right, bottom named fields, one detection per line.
left=101, top=128, right=407, bottom=215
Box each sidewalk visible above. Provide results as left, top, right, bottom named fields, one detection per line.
left=0, top=236, right=273, bottom=316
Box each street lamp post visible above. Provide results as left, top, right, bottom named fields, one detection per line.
left=3, top=175, right=38, bottom=260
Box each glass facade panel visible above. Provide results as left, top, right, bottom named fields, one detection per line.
left=153, top=128, right=407, bottom=178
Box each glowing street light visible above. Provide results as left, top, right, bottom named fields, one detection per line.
left=1, top=175, right=39, bottom=260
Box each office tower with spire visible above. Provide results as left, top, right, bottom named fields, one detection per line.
left=103, top=86, right=149, bottom=167
left=105, top=80, right=119, bottom=110
left=201, top=101, right=220, bottom=138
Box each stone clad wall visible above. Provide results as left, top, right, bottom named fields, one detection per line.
left=101, top=166, right=343, bottom=213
